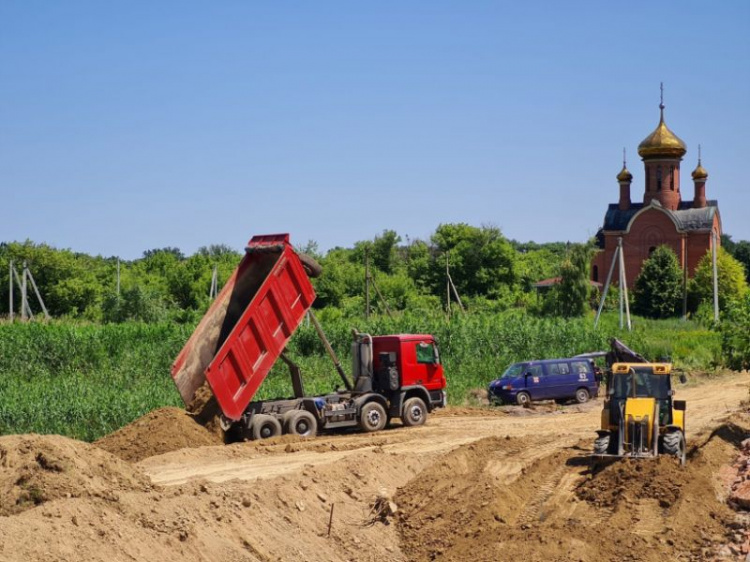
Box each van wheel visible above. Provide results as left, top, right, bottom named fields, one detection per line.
left=516, top=392, right=531, bottom=407
left=359, top=402, right=387, bottom=432
left=575, top=388, right=590, bottom=404
left=284, top=410, right=318, bottom=437
left=402, top=397, right=427, bottom=427
left=251, top=414, right=282, bottom=440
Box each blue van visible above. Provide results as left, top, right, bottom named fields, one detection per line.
left=488, top=358, right=599, bottom=406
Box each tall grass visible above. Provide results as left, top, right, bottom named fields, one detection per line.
left=0, top=310, right=723, bottom=441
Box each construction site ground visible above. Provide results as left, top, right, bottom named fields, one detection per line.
left=2, top=371, right=750, bottom=562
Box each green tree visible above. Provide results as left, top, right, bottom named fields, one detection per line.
left=722, top=234, right=750, bottom=284
left=551, top=243, right=597, bottom=317
left=689, top=247, right=748, bottom=312
left=719, top=294, right=750, bottom=370
left=632, top=245, right=683, bottom=319
left=431, top=223, right=517, bottom=299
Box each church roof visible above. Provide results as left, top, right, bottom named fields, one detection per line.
left=602, top=200, right=718, bottom=232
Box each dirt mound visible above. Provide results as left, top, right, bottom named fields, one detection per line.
left=0, top=434, right=151, bottom=516
left=95, top=407, right=223, bottom=462
left=396, top=427, right=744, bottom=562
left=576, top=456, right=688, bottom=508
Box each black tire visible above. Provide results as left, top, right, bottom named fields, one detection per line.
left=402, top=397, right=428, bottom=427
left=516, top=391, right=531, bottom=407
left=593, top=433, right=610, bottom=455
left=251, top=414, right=282, bottom=440
left=661, top=430, right=685, bottom=460
left=284, top=410, right=318, bottom=437
left=298, top=253, right=323, bottom=278
left=359, top=402, right=387, bottom=432
left=575, top=388, right=590, bottom=404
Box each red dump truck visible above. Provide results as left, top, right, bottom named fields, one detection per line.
left=171, top=234, right=447, bottom=440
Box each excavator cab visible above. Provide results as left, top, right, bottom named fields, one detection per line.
left=593, top=363, right=686, bottom=465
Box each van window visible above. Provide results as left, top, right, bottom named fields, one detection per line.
left=548, top=362, right=570, bottom=376
left=571, top=361, right=591, bottom=375
left=525, top=365, right=544, bottom=378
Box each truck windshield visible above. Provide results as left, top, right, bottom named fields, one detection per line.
left=500, top=363, right=524, bottom=379
left=610, top=369, right=670, bottom=399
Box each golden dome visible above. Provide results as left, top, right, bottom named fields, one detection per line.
left=638, top=107, right=687, bottom=159
left=692, top=161, right=708, bottom=180
left=617, top=165, right=633, bottom=182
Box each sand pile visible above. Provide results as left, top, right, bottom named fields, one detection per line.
left=396, top=429, right=743, bottom=562
left=0, top=434, right=151, bottom=516
left=95, top=407, right=222, bottom=462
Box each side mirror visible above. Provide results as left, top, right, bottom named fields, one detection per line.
left=674, top=400, right=686, bottom=411
left=679, top=373, right=687, bottom=384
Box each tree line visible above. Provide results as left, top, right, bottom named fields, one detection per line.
left=0, top=225, right=748, bottom=324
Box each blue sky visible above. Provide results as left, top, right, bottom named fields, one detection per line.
left=1, top=1, right=748, bottom=259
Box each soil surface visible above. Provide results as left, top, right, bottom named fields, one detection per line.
left=0, top=372, right=749, bottom=562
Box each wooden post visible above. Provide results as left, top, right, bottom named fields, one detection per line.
left=21, top=261, right=28, bottom=321
left=712, top=230, right=719, bottom=322
left=365, top=247, right=370, bottom=320
left=327, top=503, right=335, bottom=537
left=619, top=238, right=632, bottom=331
left=9, top=260, right=13, bottom=322
left=27, top=269, right=50, bottom=320
left=446, top=253, right=451, bottom=315
left=594, top=244, right=620, bottom=329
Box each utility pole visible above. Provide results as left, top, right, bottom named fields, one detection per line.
left=445, top=253, right=451, bottom=315
left=21, top=261, right=28, bottom=321
left=116, top=258, right=121, bottom=295
left=365, top=246, right=370, bottom=320
left=712, top=230, right=719, bottom=322
left=9, top=260, right=13, bottom=322
left=594, top=244, right=620, bottom=329
left=618, top=238, right=632, bottom=331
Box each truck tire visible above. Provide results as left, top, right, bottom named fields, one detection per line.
left=251, top=414, right=282, bottom=440
left=284, top=410, right=318, bottom=438
left=516, top=391, right=531, bottom=407
left=402, top=397, right=427, bottom=427
left=359, top=402, right=387, bottom=432
left=575, top=388, right=590, bottom=404
left=298, top=253, right=323, bottom=278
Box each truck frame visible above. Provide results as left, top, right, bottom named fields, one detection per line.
left=171, top=234, right=447, bottom=440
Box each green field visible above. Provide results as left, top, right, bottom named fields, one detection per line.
left=0, top=311, right=723, bottom=441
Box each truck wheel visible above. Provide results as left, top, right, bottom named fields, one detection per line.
left=251, top=414, right=282, bottom=440
left=575, top=388, right=590, bottom=404
left=593, top=433, right=610, bottom=455
left=285, top=410, right=318, bottom=438
left=516, top=392, right=531, bottom=407
left=359, top=402, right=387, bottom=432
left=402, top=397, right=427, bottom=427
left=298, top=253, right=323, bottom=278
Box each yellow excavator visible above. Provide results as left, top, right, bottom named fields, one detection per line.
left=593, top=361, right=687, bottom=466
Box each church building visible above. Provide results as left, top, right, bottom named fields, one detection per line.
left=591, top=95, right=721, bottom=287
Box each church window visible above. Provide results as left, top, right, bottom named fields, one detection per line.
left=656, top=166, right=662, bottom=191
left=648, top=246, right=656, bottom=257
left=593, top=265, right=599, bottom=282
left=670, top=166, right=675, bottom=190
left=645, top=168, right=650, bottom=190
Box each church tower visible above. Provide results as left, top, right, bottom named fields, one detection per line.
left=637, top=85, right=687, bottom=211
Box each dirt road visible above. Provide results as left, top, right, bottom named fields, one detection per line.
left=1, top=372, right=749, bottom=562
left=140, top=372, right=750, bottom=487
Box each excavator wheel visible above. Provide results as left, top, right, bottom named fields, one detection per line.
left=661, top=430, right=686, bottom=464
left=593, top=433, right=610, bottom=455
left=284, top=410, right=318, bottom=438
left=251, top=414, right=282, bottom=440
left=359, top=402, right=387, bottom=432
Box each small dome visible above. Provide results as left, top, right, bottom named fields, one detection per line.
left=617, top=165, right=633, bottom=182
left=638, top=107, right=687, bottom=159
left=692, top=162, right=708, bottom=180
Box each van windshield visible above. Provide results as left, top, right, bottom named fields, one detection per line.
left=500, top=363, right=524, bottom=379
